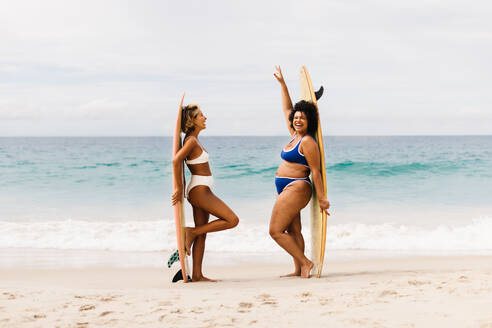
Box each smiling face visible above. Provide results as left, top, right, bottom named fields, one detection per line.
left=192, top=108, right=207, bottom=131
left=292, top=111, right=308, bottom=134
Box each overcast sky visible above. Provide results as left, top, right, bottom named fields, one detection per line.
left=1, top=0, right=491, bottom=136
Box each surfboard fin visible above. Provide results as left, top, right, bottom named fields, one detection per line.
left=315, top=86, right=324, bottom=100
left=167, top=250, right=180, bottom=268
left=172, top=269, right=192, bottom=283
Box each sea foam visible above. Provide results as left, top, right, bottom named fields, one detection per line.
left=1, top=217, right=492, bottom=254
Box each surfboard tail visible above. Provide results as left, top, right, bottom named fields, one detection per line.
left=172, top=99, right=190, bottom=283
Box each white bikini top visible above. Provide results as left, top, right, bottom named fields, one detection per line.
left=185, top=147, right=209, bottom=165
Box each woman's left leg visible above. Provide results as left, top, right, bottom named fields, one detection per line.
left=269, top=181, right=313, bottom=278
left=184, top=186, right=239, bottom=255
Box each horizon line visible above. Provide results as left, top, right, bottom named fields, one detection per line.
left=1, top=134, right=491, bottom=138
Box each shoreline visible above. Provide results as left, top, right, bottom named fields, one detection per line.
left=3, top=247, right=492, bottom=269
left=1, top=256, right=492, bottom=327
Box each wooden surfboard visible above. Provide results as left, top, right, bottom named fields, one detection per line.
left=300, top=66, right=328, bottom=278
left=172, top=99, right=190, bottom=283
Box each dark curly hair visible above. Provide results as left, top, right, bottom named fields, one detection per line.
left=288, top=100, right=318, bottom=137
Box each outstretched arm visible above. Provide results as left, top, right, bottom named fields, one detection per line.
left=273, top=66, right=295, bottom=136
left=302, top=138, right=330, bottom=215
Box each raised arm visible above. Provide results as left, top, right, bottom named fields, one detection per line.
left=273, top=66, right=295, bottom=136
left=301, top=137, right=330, bottom=215
left=171, top=92, right=191, bottom=205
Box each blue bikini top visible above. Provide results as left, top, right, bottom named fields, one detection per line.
left=280, top=136, right=309, bottom=168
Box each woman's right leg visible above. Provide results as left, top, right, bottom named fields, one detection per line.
left=185, top=186, right=239, bottom=253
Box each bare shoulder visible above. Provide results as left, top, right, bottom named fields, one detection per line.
left=301, top=135, right=317, bottom=147
left=183, top=135, right=198, bottom=146
left=300, top=135, right=319, bottom=153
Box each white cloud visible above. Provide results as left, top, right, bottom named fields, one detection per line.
left=0, top=0, right=491, bottom=135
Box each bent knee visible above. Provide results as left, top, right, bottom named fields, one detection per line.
left=269, top=229, right=282, bottom=240
left=287, top=225, right=302, bottom=234
left=228, top=215, right=239, bottom=228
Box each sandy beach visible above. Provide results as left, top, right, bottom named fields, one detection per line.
left=2, top=255, right=492, bottom=327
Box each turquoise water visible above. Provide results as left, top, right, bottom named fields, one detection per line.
left=2, top=136, right=490, bottom=211
left=1, top=136, right=491, bottom=254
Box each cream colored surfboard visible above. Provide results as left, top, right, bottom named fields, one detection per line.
left=300, top=66, right=328, bottom=278
left=172, top=100, right=190, bottom=282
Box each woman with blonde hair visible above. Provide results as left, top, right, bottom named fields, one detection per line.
left=172, top=94, right=239, bottom=282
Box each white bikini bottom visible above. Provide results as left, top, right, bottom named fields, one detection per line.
left=186, top=175, right=214, bottom=198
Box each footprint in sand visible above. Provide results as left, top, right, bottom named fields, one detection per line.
left=379, top=290, right=398, bottom=297
left=256, top=293, right=270, bottom=299
left=79, top=305, right=96, bottom=312
left=99, top=311, right=113, bottom=317
left=238, top=302, right=253, bottom=313
left=408, top=280, right=431, bottom=286
left=100, top=296, right=119, bottom=302
left=2, top=292, right=16, bottom=300
left=255, top=294, right=277, bottom=306
left=190, top=307, right=204, bottom=314
left=151, top=308, right=166, bottom=314
left=239, top=302, right=253, bottom=308
left=299, top=291, right=312, bottom=303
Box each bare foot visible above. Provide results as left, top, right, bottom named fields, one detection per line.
left=184, top=227, right=195, bottom=256
left=192, top=275, right=218, bottom=282
left=280, top=272, right=301, bottom=278
left=300, top=261, right=314, bottom=278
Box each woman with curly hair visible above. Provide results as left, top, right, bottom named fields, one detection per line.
left=270, top=66, right=330, bottom=278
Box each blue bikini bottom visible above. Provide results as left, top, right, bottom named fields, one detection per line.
left=275, top=176, right=311, bottom=194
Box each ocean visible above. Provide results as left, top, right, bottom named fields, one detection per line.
left=1, top=136, right=491, bottom=268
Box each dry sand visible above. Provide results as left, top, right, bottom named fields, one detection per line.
left=1, top=256, right=492, bottom=327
